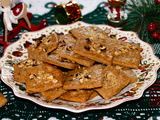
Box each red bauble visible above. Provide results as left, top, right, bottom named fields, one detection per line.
left=148, top=26, right=155, bottom=32
left=65, top=1, right=81, bottom=19
left=156, top=0, right=160, bottom=4
left=152, top=32, right=159, bottom=38
left=148, top=23, right=155, bottom=27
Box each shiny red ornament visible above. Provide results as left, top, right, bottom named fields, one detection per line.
left=148, top=23, right=155, bottom=27
left=55, top=1, right=82, bottom=25
left=66, top=1, right=81, bottom=19
left=148, top=26, right=155, bottom=32
left=155, top=0, right=160, bottom=4
left=152, top=32, right=159, bottom=38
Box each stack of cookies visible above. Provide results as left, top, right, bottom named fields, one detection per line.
left=13, top=26, right=141, bottom=103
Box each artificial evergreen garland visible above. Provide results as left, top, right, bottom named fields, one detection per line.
left=123, top=0, right=160, bottom=43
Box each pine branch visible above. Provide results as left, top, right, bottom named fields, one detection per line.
left=123, top=0, right=160, bottom=43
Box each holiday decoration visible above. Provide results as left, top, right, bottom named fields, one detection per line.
left=107, top=0, right=127, bottom=28
left=55, top=0, right=82, bottom=25
left=0, top=0, right=48, bottom=50
left=155, top=0, right=160, bottom=4
left=123, top=0, right=160, bottom=43
left=148, top=22, right=160, bottom=41
left=0, top=0, right=31, bottom=42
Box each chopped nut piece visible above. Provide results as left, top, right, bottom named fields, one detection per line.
left=115, top=66, right=123, bottom=70
left=18, top=64, right=24, bottom=68
left=84, top=78, right=89, bottom=82
left=29, top=74, right=36, bottom=80
left=114, top=50, right=122, bottom=55
left=79, top=78, right=84, bottom=83
left=121, top=47, right=128, bottom=53
left=52, top=78, right=58, bottom=83
left=100, top=46, right=106, bottom=52
left=83, top=70, right=88, bottom=74
left=38, top=70, right=45, bottom=75
left=107, top=72, right=115, bottom=80
left=47, top=75, right=53, bottom=81
left=42, top=48, right=47, bottom=52
left=97, top=49, right=101, bottom=53
left=131, top=46, right=137, bottom=50
left=90, top=46, right=96, bottom=52
left=66, top=46, right=73, bottom=51
left=99, top=33, right=104, bottom=39
left=94, top=42, right=100, bottom=48
left=91, top=26, right=97, bottom=31
left=89, top=36, right=94, bottom=41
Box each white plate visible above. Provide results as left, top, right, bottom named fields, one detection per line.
left=0, top=21, right=160, bottom=113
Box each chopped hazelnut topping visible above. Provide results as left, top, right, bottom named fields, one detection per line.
left=94, top=42, right=100, bottom=49
left=47, top=75, right=53, bottom=81
left=89, top=37, right=94, bottom=41
left=29, top=74, right=35, bottom=80
left=99, top=33, right=104, bottom=39
left=52, top=78, right=58, bottom=83
left=90, top=46, right=96, bottom=52
left=131, top=46, right=137, bottom=50
left=66, top=46, right=73, bottom=51
left=83, top=70, right=88, bottom=74
left=29, top=70, right=58, bottom=84
left=85, top=40, right=106, bottom=55
left=126, top=43, right=131, bottom=49
left=18, top=63, right=24, bottom=68
left=70, top=69, right=95, bottom=83
left=97, top=49, right=101, bottom=53
left=116, top=66, right=123, bottom=70
left=42, top=48, right=47, bottom=52
left=121, top=47, right=128, bottom=53
left=114, top=49, right=122, bottom=55
left=91, top=26, right=97, bottom=31
left=17, top=59, right=43, bottom=69
left=79, top=78, right=84, bottom=83
left=107, top=72, right=115, bottom=80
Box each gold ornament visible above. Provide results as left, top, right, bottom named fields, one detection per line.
left=55, top=0, right=82, bottom=25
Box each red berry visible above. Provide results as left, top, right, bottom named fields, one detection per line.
left=152, top=32, right=159, bottom=38
left=156, top=0, right=160, bottom=4
left=148, top=23, right=155, bottom=27
left=158, top=35, right=160, bottom=40
left=148, top=26, right=155, bottom=32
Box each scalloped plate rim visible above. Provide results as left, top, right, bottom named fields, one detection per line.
left=0, top=21, right=160, bottom=113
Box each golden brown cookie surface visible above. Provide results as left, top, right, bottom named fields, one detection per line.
left=96, top=65, right=131, bottom=100
left=58, top=34, right=95, bottom=67
left=26, top=64, right=63, bottom=93
left=0, top=93, right=7, bottom=108
left=113, top=41, right=141, bottom=69
left=28, top=33, right=59, bottom=60
left=13, top=59, right=43, bottom=83
left=40, top=87, right=67, bottom=102
left=59, top=89, right=93, bottom=103
left=63, top=65, right=104, bottom=90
